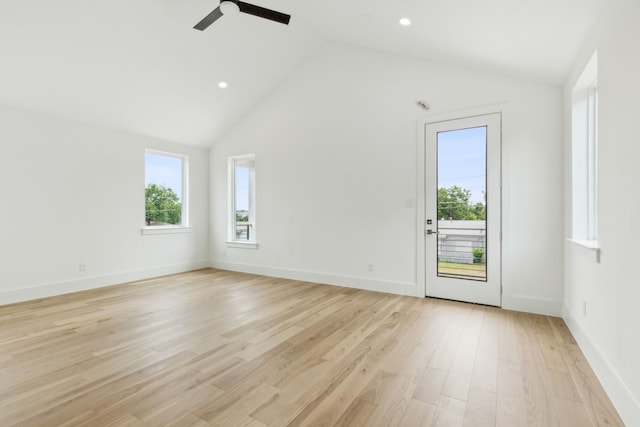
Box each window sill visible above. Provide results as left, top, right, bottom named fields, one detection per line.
left=226, top=241, right=259, bottom=249
left=141, top=226, right=192, bottom=236
left=568, top=238, right=600, bottom=263
left=568, top=238, right=599, bottom=250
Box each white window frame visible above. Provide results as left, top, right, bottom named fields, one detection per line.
left=586, top=86, right=598, bottom=241
left=227, top=154, right=258, bottom=248
left=570, top=51, right=598, bottom=248
left=142, top=149, right=190, bottom=235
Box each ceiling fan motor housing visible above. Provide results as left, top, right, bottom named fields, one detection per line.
left=220, top=1, right=240, bottom=15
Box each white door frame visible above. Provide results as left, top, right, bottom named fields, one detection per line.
left=416, top=104, right=505, bottom=304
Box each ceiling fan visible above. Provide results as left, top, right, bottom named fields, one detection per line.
left=194, top=0, right=291, bottom=31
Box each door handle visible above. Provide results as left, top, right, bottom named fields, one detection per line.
left=426, top=229, right=438, bottom=235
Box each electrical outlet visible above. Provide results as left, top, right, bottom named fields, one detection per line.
left=367, top=263, right=374, bottom=272
left=79, top=263, right=88, bottom=272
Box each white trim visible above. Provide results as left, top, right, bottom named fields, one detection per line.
left=145, top=148, right=187, bottom=159
left=416, top=102, right=510, bottom=125
left=571, top=51, right=598, bottom=242
left=141, top=226, right=192, bottom=235
left=0, top=260, right=209, bottom=306
left=145, top=149, right=190, bottom=228
left=505, top=294, right=563, bottom=317
left=417, top=103, right=507, bottom=304
left=182, top=151, right=190, bottom=228
left=228, top=154, right=256, bottom=243
left=210, top=260, right=419, bottom=297
left=568, top=238, right=599, bottom=249
left=225, top=241, right=259, bottom=249
left=567, top=238, right=601, bottom=263
left=416, top=116, right=427, bottom=298
left=573, top=51, right=598, bottom=91
left=564, top=304, right=640, bottom=425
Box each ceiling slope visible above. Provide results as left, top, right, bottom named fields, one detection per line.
left=0, top=0, right=602, bottom=147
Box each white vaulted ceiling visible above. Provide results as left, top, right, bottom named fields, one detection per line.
left=0, top=0, right=603, bottom=147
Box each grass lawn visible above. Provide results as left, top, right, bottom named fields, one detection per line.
left=438, top=261, right=486, bottom=280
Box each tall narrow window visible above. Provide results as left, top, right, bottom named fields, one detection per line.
left=229, top=155, right=256, bottom=244
left=145, top=150, right=188, bottom=227
left=586, top=86, right=598, bottom=240
left=572, top=51, right=598, bottom=242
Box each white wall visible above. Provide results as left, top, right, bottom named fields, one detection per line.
left=0, top=104, right=209, bottom=305
left=563, top=0, right=640, bottom=423
left=210, top=41, right=564, bottom=315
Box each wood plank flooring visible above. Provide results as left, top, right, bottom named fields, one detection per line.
left=0, top=269, right=624, bottom=426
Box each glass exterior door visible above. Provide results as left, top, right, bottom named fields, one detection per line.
left=425, top=114, right=501, bottom=306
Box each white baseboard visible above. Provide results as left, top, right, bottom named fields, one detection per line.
left=210, top=260, right=419, bottom=297
left=505, top=294, right=563, bottom=317
left=563, top=304, right=640, bottom=425
left=0, top=260, right=210, bottom=306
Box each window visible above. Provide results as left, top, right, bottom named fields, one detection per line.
left=228, top=155, right=256, bottom=246
left=586, top=86, right=598, bottom=240
left=571, top=51, right=598, bottom=242
left=144, top=150, right=188, bottom=228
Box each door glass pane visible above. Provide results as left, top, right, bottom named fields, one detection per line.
left=437, top=126, right=487, bottom=281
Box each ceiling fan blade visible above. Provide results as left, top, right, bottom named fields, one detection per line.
left=194, top=7, right=224, bottom=31
left=237, top=1, right=291, bottom=25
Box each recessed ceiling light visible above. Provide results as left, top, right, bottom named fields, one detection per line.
left=399, top=18, right=411, bottom=26
left=218, top=81, right=228, bottom=89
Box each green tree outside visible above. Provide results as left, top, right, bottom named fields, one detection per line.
left=438, top=185, right=486, bottom=220
left=472, top=202, right=486, bottom=220
left=145, top=183, right=181, bottom=225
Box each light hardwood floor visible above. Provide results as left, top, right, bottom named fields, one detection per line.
left=0, top=269, right=624, bottom=426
